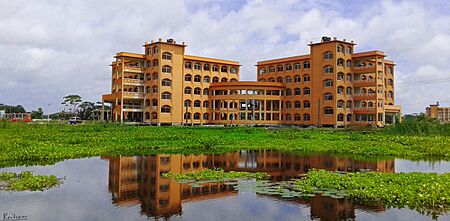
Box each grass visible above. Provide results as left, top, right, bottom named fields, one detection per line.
left=0, top=121, right=449, bottom=168
left=0, top=171, right=61, bottom=191
left=162, top=168, right=269, bottom=183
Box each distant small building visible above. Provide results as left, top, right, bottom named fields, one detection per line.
left=0, top=110, right=5, bottom=118
left=426, top=102, right=450, bottom=122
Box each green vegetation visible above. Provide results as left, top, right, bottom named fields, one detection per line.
left=162, top=168, right=269, bottom=183
left=383, top=116, right=450, bottom=136
left=293, top=170, right=450, bottom=217
left=0, top=121, right=449, bottom=167
left=0, top=171, right=61, bottom=191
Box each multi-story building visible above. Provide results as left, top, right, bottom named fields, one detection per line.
left=426, top=102, right=450, bottom=122
left=102, top=36, right=401, bottom=127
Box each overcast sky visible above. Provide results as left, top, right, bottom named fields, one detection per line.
left=1, top=0, right=449, bottom=114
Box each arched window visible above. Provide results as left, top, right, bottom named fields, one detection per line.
left=153, top=73, right=158, bottom=80
left=346, top=87, right=352, bottom=95
left=194, top=113, right=201, bottom=120
left=368, top=102, right=374, bottom=107
left=268, top=78, right=275, bottom=82
left=185, top=62, right=192, bottom=69
left=203, top=113, right=209, bottom=120
left=152, top=86, right=158, bottom=94
left=184, top=99, right=192, bottom=107
left=153, top=59, right=159, bottom=67
left=145, top=86, right=151, bottom=93
left=346, top=73, right=352, bottom=82
left=212, top=65, right=219, bottom=72
left=221, top=66, right=228, bottom=72
left=153, top=46, right=159, bottom=54
left=337, top=72, right=344, bottom=80
left=337, top=86, right=344, bottom=94
left=346, top=114, right=352, bottom=122
left=152, top=99, right=158, bottom=107
left=184, top=112, right=191, bottom=120
left=268, top=66, right=275, bottom=73
left=184, top=87, right=192, bottom=94
left=324, top=107, right=334, bottom=115
left=294, top=88, right=301, bottom=95
left=337, top=100, right=345, bottom=108
left=286, top=101, right=292, bottom=109
left=194, top=87, right=201, bottom=95
left=294, top=75, right=301, bottom=83
left=260, top=78, right=266, bottom=82
left=286, top=89, right=292, bottom=96
left=194, top=63, right=201, bottom=70
left=162, top=65, right=171, bottom=73
left=203, top=88, right=209, bottom=96
left=337, top=44, right=344, bottom=53
left=303, top=87, right=310, bottom=95
left=203, top=76, right=210, bottom=83
left=295, top=114, right=301, bottom=121
left=230, top=78, right=238, bottom=82
left=145, top=112, right=150, bottom=120
left=346, top=100, right=353, bottom=108
left=285, top=64, right=292, bottom=71
left=346, top=60, right=351, bottom=68
left=203, top=101, right=209, bottom=108
left=304, top=114, right=310, bottom=121
left=295, top=101, right=301, bottom=108
left=213, top=77, right=219, bottom=83
left=304, top=100, right=311, bottom=108
left=194, top=75, right=201, bottom=82
left=346, top=46, right=352, bottom=54
left=152, top=112, right=158, bottom=119
left=185, top=74, right=192, bottom=82
left=277, top=77, right=283, bottom=83
left=277, top=65, right=283, bottom=72
left=162, top=78, right=172, bottom=86
left=145, top=99, right=150, bottom=107
left=221, top=77, right=228, bottom=82
left=337, top=58, right=344, bottom=66
left=286, top=114, right=292, bottom=121
left=294, top=63, right=301, bottom=70
left=303, top=61, right=310, bottom=69
left=203, top=64, right=210, bottom=71
left=194, top=100, right=201, bottom=107
left=387, top=67, right=393, bottom=75
left=230, top=67, right=237, bottom=74
left=161, top=105, right=171, bottom=113
left=303, top=74, right=310, bottom=82
left=161, top=92, right=171, bottom=99
left=324, top=93, right=333, bottom=100
left=323, top=51, right=333, bottom=60
left=323, top=66, right=333, bottom=74
left=387, top=79, right=393, bottom=85
left=337, top=114, right=344, bottom=121
left=324, top=79, right=333, bottom=87
left=146, top=73, right=151, bottom=81
left=285, top=76, right=292, bottom=83
left=259, top=68, right=266, bottom=75
left=162, top=52, right=172, bottom=60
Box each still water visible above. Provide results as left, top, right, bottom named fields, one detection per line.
left=1, top=150, right=450, bottom=221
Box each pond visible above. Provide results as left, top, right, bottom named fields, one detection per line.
left=1, top=150, right=449, bottom=221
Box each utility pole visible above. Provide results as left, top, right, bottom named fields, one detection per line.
left=47, top=103, right=51, bottom=122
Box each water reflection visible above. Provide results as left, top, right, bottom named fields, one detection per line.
left=102, top=150, right=395, bottom=220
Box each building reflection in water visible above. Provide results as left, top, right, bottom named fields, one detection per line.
left=101, top=150, right=395, bottom=220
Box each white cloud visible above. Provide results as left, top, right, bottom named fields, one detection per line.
left=0, top=0, right=449, bottom=114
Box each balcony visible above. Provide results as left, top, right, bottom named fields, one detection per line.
left=123, top=92, right=144, bottom=99
left=352, top=65, right=376, bottom=73
left=353, top=93, right=376, bottom=100
left=122, top=104, right=143, bottom=111
left=123, top=66, right=144, bottom=73
left=353, top=107, right=376, bottom=113
left=123, top=78, right=144, bottom=86
left=353, top=80, right=376, bottom=87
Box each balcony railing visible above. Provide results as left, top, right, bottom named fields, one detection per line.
left=353, top=93, right=376, bottom=100
left=123, top=78, right=144, bottom=85
left=353, top=107, right=376, bottom=113
left=123, top=92, right=144, bottom=98
left=123, top=66, right=144, bottom=72
left=353, top=80, right=376, bottom=87
left=352, top=65, right=376, bottom=73
left=123, top=104, right=143, bottom=110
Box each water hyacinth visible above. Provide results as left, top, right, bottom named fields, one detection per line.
left=0, top=171, right=61, bottom=191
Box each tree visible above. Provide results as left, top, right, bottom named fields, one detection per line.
left=30, top=108, right=44, bottom=119
left=78, top=102, right=95, bottom=120
left=61, top=95, right=82, bottom=115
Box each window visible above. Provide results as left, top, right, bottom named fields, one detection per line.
left=285, top=64, right=292, bottom=71
left=337, top=100, right=345, bottom=108
left=295, top=101, right=301, bottom=108
left=153, top=86, right=158, bottom=94
left=184, top=99, right=191, bottom=107
left=337, top=86, right=344, bottom=94
left=230, top=78, right=238, bottom=82
left=346, top=101, right=352, bottom=108
left=346, top=60, right=351, bottom=68
left=285, top=76, right=292, bottom=83
left=203, top=101, right=209, bottom=108
left=162, top=52, right=172, bottom=60
left=268, top=66, right=275, bottom=73
left=185, top=62, right=192, bottom=69
left=337, top=114, right=344, bottom=121
left=304, top=114, right=310, bottom=121
left=146, top=47, right=151, bottom=55
left=337, top=73, right=344, bottom=80
left=203, top=64, right=210, bottom=71
left=337, top=44, right=344, bottom=53
left=203, top=76, right=210, bottom=83
left=153, top=59, right=159, bottom=67
left=323, top=51, right=333, bottom=60
left=194, top=75, right=201, bottom=82
left=387, top=67, right=393, bottom=75
left=184, top=87, right=192, bottom=94
left=203, top=88, right=209, bottom=95
left=221, top=66, right=228, bottom=72
left=346, top=114, right=352, bottom=122
left=324, top=66, right=333, bottom=74
left=324, top=107, right=334, bottom=115
left=162, top=65, right=172, bottom=73
left=277, top=65, right=283, bottom=72
left=194, top=87, right=201, bottom=95
left=259, top=68, right=266, bottom=75
left=212, top=65, right=219, bottom=72
left=230, top=67, right=237, bottom=74
left=345, top=46, right=352, bottom=54
left=213, top=77, right=219, bottom=83
left=286, top=89, right=292, bottom=96
left=346, top=73, right=352, bottom=82
left=304, top=100, right=310, bottom=108
left=324, top=79, right=333, bottom=87
left=184, top=112, right=191, bottom=120
left=146, top=60, right=150, bottom=68
left=152, top=99, right=158, bottom=107
left=303, top=61, right=310, bottom=69
left=145, top=99, right=150, bottom=106
left=153, top=46, right=158, bottom=54
left=153, top=73, right=158, bottom=80
left=387, top=79, right=393, bottom=85
left=146, top=74, right=151, bottom=81
left=194, top=63, right=201, bottom=70
left=161, top=92, right=171, bottom=99
left=145, top=86, right=151, bottom=93
left=286, top=101, right=292, bottom=109
left=324, top=93, right=333, bottom=100
left=203, top=113, right=209, bottom=120
left=185, top=74, right=192, bottom=81
left=277, top=77, right=283, bottom=83
left=337, top=58, right=344, bottom=66
left=194, top=100, right=201, bottom=107
left=303, top=87, right=310, bottom=95
left=294, top=114, right=301, bottom=121
left=294, top=63, right=301, bottom=70
left=162, top=78, right=172, bottom=86
left=294, top=88, right=301, bottom=95
left=194, top=113, right=200, bottom=120
left=268, top=78, right=275, bottom=82
left=388, top=91, right=393, bottom=98
left=161, top=105, right=171, bottom=113
left=294, top=75, right=301, bottom=83
left=303, top=75, right=310, bottom=82
left=221, top=77, right=227, bottom=82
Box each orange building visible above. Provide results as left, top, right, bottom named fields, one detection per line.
left=102, top=36, right=401, bottom=127
left=426, top=102, right=450, bottom=122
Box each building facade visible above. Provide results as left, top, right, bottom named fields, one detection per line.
left=102, top=37, right=401, bottom=127
left=426, top=102, right=450, bottom=122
